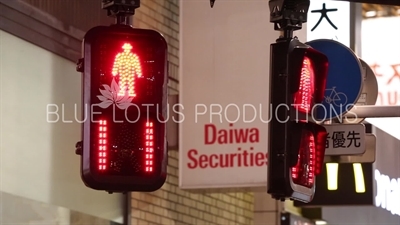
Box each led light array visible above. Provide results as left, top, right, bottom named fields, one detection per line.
left=295, top=56, right=315, bottom=114
left=145, top=121, right=154, bottom=172
left=98, top=120, right=108, bottom=171
left=111, top=43, right=143, bottom=97
left=291, top=131, right=317, bottom=187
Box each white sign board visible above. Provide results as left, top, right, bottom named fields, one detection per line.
left=179, top=0, right=306, bottom=189
left=307, top=0, right=350, bottom=47
left=323, top=124, right=366, bottom=155
left=324, top=134, right=376, bottom=163
left=361, top=17, right=400, bottom=140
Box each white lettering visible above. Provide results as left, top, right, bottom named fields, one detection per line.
left=209, top=104, right=223, bottom=123
left=46, top=104, right=59, bottom=123
left=224, top=104, right=240, bottom=123
left=172, top=103, right=185, bottom=123
left=195, top=104, right=207, bottom=123
left=242, top=104, right=257, bottom=123
left=374, top=169, right=400, bottom=216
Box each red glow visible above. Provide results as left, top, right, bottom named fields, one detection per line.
left=291, top=130, right=316, bottom=188
left=145, top=121, right=154, bottom=173
left=314, top=128, right=328, bottom=175
left=112, top=43, right=142, bottom=97
left=294, top=56, right=315, bottom=114
left=98, top=120, right=108, bottom=171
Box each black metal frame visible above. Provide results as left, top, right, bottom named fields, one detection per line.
left=102, top=0, right=140, bottom=25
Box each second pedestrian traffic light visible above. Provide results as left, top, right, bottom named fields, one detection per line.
left=267, top=37, right=329, bottom=203
left=77, top=24, right=168, bottom=193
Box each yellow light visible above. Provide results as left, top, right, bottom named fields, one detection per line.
left=112, top=43, right=143, bottom=97
left=353, top=163, right=366, bottom=193
left=326, top=163, right=338, bottom=191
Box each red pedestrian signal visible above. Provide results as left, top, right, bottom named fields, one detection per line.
left=111, top=43, right=143, bottom=97
left=76, top=24, right=168, bottom=193
left=267, top=37, right=329, bottom=203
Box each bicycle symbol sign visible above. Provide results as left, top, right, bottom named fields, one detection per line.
left=325, top=86, right=348, bottom=107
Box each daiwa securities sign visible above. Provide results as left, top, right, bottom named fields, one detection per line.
left=179, top=0, right=306, bottom=189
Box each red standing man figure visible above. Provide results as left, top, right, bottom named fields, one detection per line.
left=112, top=43, right=143, bottom=97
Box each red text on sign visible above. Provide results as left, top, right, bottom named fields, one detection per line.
left=187, top=147, right=268, bottom=169
left=204, top=123, right=259, bottom=145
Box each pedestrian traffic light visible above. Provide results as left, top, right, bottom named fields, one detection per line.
left=267, top=37, right=329, bottom=203
left=77, top=24, right=168, bottom=193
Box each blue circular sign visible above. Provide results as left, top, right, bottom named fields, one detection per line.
left=306, top=39, right=363, bottom=121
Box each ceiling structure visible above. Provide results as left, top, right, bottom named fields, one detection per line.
left=362, top=4, right=400, bottom=18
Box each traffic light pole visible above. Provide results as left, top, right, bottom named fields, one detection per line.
left=267, top=0, right=313, bottom=202
left=76, top=0, right=143, bottom=182
left=269, top=0, right=309, bottom=41
left=101, top=0, right=140, bottom=25
left=84, top=2, right=142, bottom=225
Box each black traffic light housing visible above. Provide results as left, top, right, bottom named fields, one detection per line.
left=76, top=24, right=168, bottom=193
left=267, top=36, right=329, bottom=203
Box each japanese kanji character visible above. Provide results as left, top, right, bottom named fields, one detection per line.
left=311, top=3, right=338, bottom=31
left=347, top=131, right=361, bottom=147
left=326, top=132, right=330, bottom=148
left=332, top=131, right=346, bottom=148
